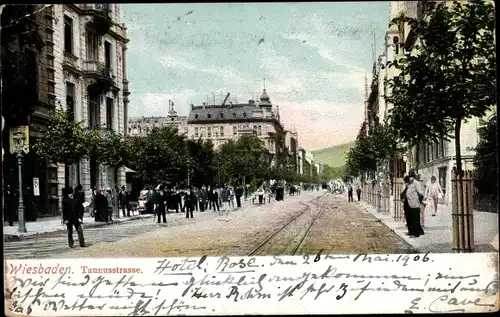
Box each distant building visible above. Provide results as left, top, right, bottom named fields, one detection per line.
left=187, top=89, right=286, bottom=165
left=128, top=100, right=188, bottom=136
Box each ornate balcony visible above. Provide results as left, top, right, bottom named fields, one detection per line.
left=83, top=61, right=114, bottom=95
left=83, top=4, right=112, bottom=35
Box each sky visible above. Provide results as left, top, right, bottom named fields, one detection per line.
left=123, top=2, right=390, bottom=150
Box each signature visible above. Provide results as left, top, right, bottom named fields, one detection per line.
left=428, top=295, right=496, bottom=313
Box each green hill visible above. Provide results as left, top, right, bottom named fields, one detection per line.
left=311, top=141, right=354, bottom=168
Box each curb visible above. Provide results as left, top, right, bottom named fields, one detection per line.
left=359, top=201, right=422, bottom=253
left=3, top=214, right=154, bottom=242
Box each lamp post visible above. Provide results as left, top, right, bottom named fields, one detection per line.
left=13, top=130, right=27, bottom=233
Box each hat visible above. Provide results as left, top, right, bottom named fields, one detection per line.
left=408, top=170, right=417, bottom=178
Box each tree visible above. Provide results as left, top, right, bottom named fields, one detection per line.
left=186, top=138, right=217, bottom=187
left=216, top=136, right=271, bottom=186
left=34, top=102, right=101, bottom=186
left=386, top=0, right=496, bottom=176
left=127, top=126, right=189, bottom=185
left=473, top=115, right=497, bottom=195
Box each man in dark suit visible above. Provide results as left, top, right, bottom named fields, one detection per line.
left=155, top=186, right=167, bottom=224
left=62, top=187, right=86, bottom=248
left=235, top=185, right=243, bottom=208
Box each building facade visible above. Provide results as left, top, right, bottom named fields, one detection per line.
left=128, top=101, right=188, bottom=136
left=186, top=89, right=285, bottom=165
left=381, top=0, right=495, bottom=205
left=1, top=4, right=58, bottom=219
left=55, top=4, right=130, bottom=200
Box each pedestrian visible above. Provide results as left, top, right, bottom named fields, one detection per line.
left=235, top=185, right=243, bottom=208
left=94, top=190, right=108, bottom=222
left=185, top=188, right=195, bottom=218
left=347, top=184, right=353, bottom=202
left=145, top=186, right=153, bottom=214
left=5, top=185, right=17, bottom=226
left=105, top=188, right=114, bottom=223
left=229, top=186, right=235, bottom=209
left=401, top=176, right=411, bottom=231
left=426, top=175, right=443, bottom=217
left=193, top=188, right=199, bottom=212
left=62, top=187, right=86, bottom=248
left=356, top=187, right=361, bottom=201
left=220, top=185, right=230, bottom=215
left=154, top=187, right=166, bottom=224
left=210, top=187, right=220, bottom=212
left=199, top=186, right=207, bottom=212
left=119, top=186, right=130, bottom=217
left=405, top=171, right=425, bottom=238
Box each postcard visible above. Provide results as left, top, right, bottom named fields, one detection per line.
left=2, top=1, right=498, bottom=316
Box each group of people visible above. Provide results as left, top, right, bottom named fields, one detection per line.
left=142, top=184, right=247, bottom=223
left=90, top=185, right=131, bottom=224
left=347, top=185, right=362, bottom=202
left=400, top=171, right=444, bottom=238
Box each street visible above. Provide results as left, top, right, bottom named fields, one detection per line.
left=4, top=192, right=415, bottom=259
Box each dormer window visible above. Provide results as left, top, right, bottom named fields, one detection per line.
left=243, top=112, right=247, bottom=118
left=195, top=114, right=199, bottom=119
left=220, top=112, right=224, bottom=118
left=171, top=117, right=174, bottom=121
left=233, top=113, right=236, bottom=117
left=207, top=114, right=212, bottom=119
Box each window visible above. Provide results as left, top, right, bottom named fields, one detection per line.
left=233, top=113, right=237, bottom=117
left=171, top=117, right=174, bottom=121
left=88, top=95, right=99, bottom=128
left=233, top=126, right=237, bottom=135
left=207, top=114, right=212, bottom=119
left=220, top=126, right=224, bottom=136
left=243, top=112, right=247, bottom=118
left=64, top=16, right=73, bottom=54
left=253, top=125, right=257, bottom=133
left=257, top=125, right=262, bottom=135
left=106, top=98, right=114, bottom=130
left=194, top=127, right=199, bottom=137
left=207, top=127, right=212, bottom=137
left=200, top=127, right=205, bottom=137
left=25, top=49, right=38, bottom=105
left=195, top=114, right=199, bottom=119
left=86, top=32, right=98, bottom=60
left=66, top=82, right=75, bottom=121
left=220, top=112, right=224, bottom=118
left=104, top=41, right=112, bottom=69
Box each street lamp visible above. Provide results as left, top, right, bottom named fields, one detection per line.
left=13, top=130, right=27, bottom=233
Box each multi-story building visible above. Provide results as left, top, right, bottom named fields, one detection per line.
left=186, top=89, right=286, bottom=165
left=1, top=4, right=59, bottom=219
left=55, top=4, right=130, bottom=199
left=382, top=0, right=495, bottom=205
left=283, top=129, right=298, bottom=174
left=128, top=101, right=188, bottom=137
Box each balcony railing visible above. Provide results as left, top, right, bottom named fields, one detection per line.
left=82, top=4, right=111, bottom=16
left=83, top=60, right=114, bottom=83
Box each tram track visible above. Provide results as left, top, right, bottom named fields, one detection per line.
left=247, top=194, right=327, bottom=256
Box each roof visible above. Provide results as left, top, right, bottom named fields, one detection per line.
left=187, top=103, right=277, bottom=123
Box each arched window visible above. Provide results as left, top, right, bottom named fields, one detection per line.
left=257, top=125, right=262, bottom=135
left=243, top=112, right=247, bottom=118
left=207, top=113, right=212, bottom=119
left=195, top=114, right=199, bottom=119
left=233, top=112, right=237, bottom=117
left=194, top=127, right=199, bottom=137
left=220, top=112, right=224, bottom=118
left=233, top=126, right=237, bottom=135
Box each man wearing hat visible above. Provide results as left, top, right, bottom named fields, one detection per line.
left=62, top=187, right=87, bottom=248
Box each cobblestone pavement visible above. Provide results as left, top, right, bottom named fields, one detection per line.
left=297, top=193, right=417, bottom=254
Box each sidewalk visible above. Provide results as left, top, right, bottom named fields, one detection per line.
left=3, top=212, right=153, bottom=242
left=358, top=200, right=499, bottom=253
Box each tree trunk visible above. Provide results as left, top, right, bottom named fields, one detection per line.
left=454, top=119, right=463, bottom=176
left=415, top=142, right=420, bottom=174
